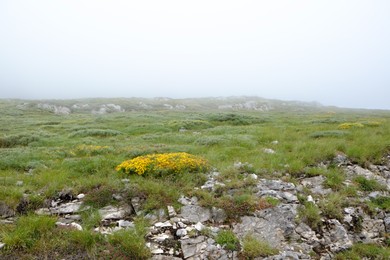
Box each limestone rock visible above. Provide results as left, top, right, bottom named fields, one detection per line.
left=321, top=219, right=352, bottom=253
left=180, top=205, right=211, bottom=223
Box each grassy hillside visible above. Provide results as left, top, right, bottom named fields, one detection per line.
left=0, top=97, right=389, bottom=258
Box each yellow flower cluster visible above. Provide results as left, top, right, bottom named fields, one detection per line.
left=338, top=122, right=364, bottom=129
left=116, top=152, right=209, bottom=175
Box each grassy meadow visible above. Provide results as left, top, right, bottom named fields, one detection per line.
left=0, top=98, right=390, bottom=258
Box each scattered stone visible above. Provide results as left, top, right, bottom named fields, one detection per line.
left=180, top=205, right=211, bottom=223
left=167, top=205, right=177, bottom=218
left=263, top=148, right=276, bottom=154
left=76, top=193, right=85, bottom=199
left=300, top=176, right=332, bottom=195
left=234, top=204, right=298, bottom=247
left=211, top=207, right=227, bottom=224
left=99, top=205, right=128, bottom=220
left=16, top=180, right=23, bottom=186
left=176, top=228, right=187, bottom=237
left=117, top=220, right=134, bottom=228
left=194, top=222, right=205, bottom=232
left=0, top=242, right=5, bottom=250
left=0, top=201, right=15, bottom=218
left=70, top=222, right=83, bottom=231
left=321, top=219, right=352, bottom=253
left=54, top=201, right=83, bottom=215
left=180, top=236, right=207, bottom=259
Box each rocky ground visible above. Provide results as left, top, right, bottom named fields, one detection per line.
left=1, top=154, right=389, bottom=259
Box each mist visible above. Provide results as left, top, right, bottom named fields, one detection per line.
left=1, top=1, right=389, bottom=109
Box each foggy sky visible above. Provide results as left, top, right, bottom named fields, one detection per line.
left=1, top=1, right=389, bottom=109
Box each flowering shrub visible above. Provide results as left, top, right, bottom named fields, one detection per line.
left=116, top=152, right=209, bottom=175
left=338, top=122, right=364, bottom=129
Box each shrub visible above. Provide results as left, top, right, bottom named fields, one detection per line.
left=0, top=134, right=40, bottom=148
left=70, top=129, right=122, bottom=137
left=241, top=234, right=278, bottom=258
left=116, top=152, right=209, bottom=175
left=309, top=130, right=348, bottom=138
left=215, top=229, right=240, bottom=251
left=338, top=122, right=364, bottom=129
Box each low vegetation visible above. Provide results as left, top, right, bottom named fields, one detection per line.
left=0, top=98, right=390, bottom=258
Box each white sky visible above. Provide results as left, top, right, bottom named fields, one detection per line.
left=0, top=0, right=389, bottom=109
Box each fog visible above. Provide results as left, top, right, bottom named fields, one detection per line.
left=1, top=1, right=389, bottom=109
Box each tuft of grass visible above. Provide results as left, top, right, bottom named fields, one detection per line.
left=107, top=219, right=151, bottom=259
left=319, top=193, right=345, bottom=221
left=324, top=168, right=346, bottom=191
left=335, top=243, right=390, bottom=260
left=215, top=229, right=240, bottom=251
left=70, top=129, right=122, bottom=137
left=1, top=214, right=57, bottom=250
left=241, top=234, right=279, bottom=259
left=298, top=202, right=321, bottom=230
left=353, top=176, right=387, bottom=192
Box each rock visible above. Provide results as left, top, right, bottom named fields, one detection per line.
left=263, top=148, right=276, bottom=154
left=271, top=140, right=279, bottom=145
left=167, top=205, right=177, bottom=218
left=194, top=222, right=205, bottom=232
left=361, top=218, right=385, bottom=240
left=321, top=219, right=352, bottom=253
left=35, top=208, right=51, bottom=215
left=70, top=222, right=83, bottom=231
left=55, top=201, right=83, bottom=215
left=295, top=223, right=317, bottom=241
left=58, top=189, right=74, bottom=201
left=233, top=204, right=298, bottom=247
left=180, top=205, right=211, bottom=223
left=151, top=248, right=165, bottom=255
left=176, top=228, right=187, bottom=237
left=99, top=205, right=129, bottom=220
left=248, top=173, right=258, bottom=180
left=151, top=256, right=182, bottom=260
left=300, top=176, right=332, bottom=195
left=121, top=178, right=130, bottom=184
left=76, top=193, right=85, bottom=199
left=307, top=195, right=315, bottom=204
left=112, top=194, right=123, bottom=201
left=211, top=207, right=227, bottom=224
left=154, top=221, right=173, bottom=229
left=145, top=209, right=167, bottom=223
left=154, top=233, right=172, bottom=242
left=0, top=201, right=15, bottom=218
left=117, top=220, right=134, bottom=228
left=16, top=180, right=23, bottom=186
left=180, top=236, right=207, bottom=259
left=0, top=242, right=5, bottom=250
left=384, top=216, right=390, bottom=232
left=333, top=153, right=350, bottom=166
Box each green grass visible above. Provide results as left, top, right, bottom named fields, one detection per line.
left=241, top=234, right=279, bottom=258
left=335, top=243, right=390, bottom=260
left=215, top=229, right=240, bottom=251
left=1, top=98, right=390, bottom=258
